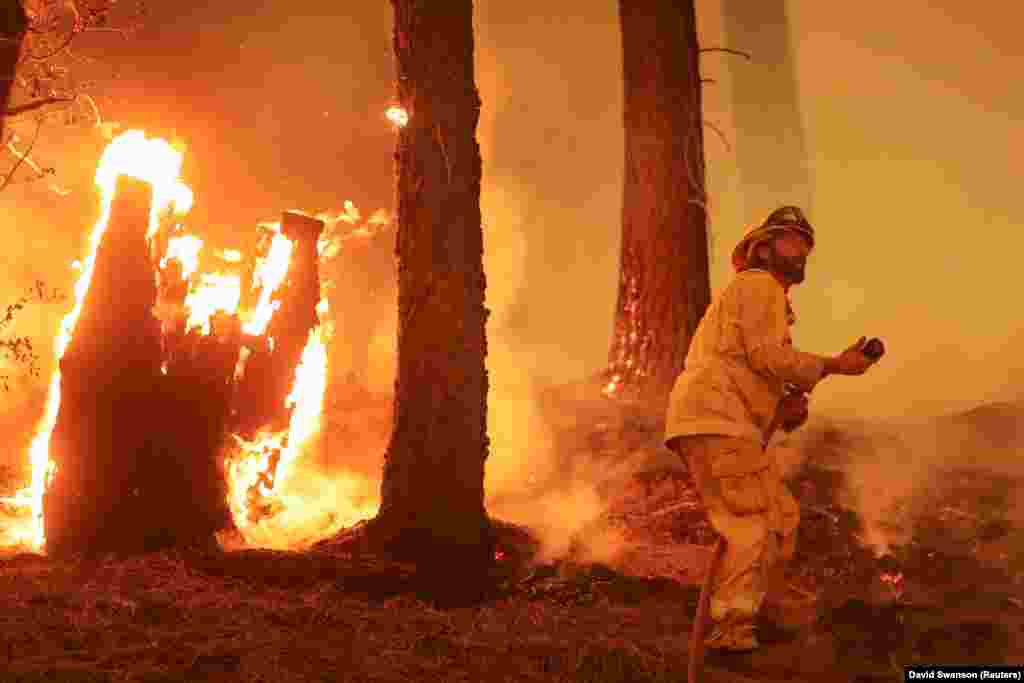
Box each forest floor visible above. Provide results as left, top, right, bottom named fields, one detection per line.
left=2, top=382, right=1024, bottom=682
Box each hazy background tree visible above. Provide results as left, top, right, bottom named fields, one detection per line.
left=606, top=0, right=710, bottom=407
left=721, top=0, right=812, bottom=218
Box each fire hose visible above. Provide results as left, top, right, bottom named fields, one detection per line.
left=686, top=338, right=885, bottom=683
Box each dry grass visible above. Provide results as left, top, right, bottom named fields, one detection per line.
left=0, top=548, right=705, bottom=683
left=5, top=393, right=1024, bottom=682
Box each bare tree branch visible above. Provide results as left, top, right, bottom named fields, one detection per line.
left=703, top=119, right=731, bottom=152
left=25, top=26, right=77, bottom=61
left=5, top=95, right=73, bottom=116
left=1, top=120, right=46, bottom=192
left=698, top=47, right=752, bottom=60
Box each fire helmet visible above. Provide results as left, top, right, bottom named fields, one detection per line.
left=731, top=206, right=815, bottom=272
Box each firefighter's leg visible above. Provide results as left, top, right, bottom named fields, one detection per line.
left=760, top=460, right=807, bottom=629
left=683, top=436, right=773, bottom=651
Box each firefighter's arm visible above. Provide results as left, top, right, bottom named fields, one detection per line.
left=736, top=277, right=826, bottom=393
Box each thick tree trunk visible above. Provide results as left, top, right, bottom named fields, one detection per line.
left=0, top=1, right=27, bottom=141
left=721, top=0, right=813, bottom=218
left=368, top=0, right=491, bottom=569
left=607, top=0, right=711, bottom=406
left=44, top=177, right=229, bottom=556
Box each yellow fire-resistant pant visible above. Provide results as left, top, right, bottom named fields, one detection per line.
left=676, top=435, right=800, bottom=624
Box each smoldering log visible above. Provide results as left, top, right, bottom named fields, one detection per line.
left=44, top=177, right=232, bottom=557
left=232, top=211, right=323, bottom=438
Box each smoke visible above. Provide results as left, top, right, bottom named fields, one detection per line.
left=782, top=400, right=1024, bottom=557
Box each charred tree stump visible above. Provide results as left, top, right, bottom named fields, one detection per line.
left=232, top=212, right=323, bottom=438
left=43, top=178, right=202, bottom=557
left=160, top=311, right=240, bottom=539
left=44, top=177, right=227, bottom=556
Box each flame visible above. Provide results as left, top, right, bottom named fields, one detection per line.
left=226, top=324, right=372, bottom=548
left=241, top=226, right=293, bottom=336
left=217, top=249, right=243, bottom=263
left=3, top=131, right=193, bottom=550
left=386, top=105, right=409, bottom=128
left=184, top=273, right=242, bottom=334
left=162, top=234, right=203, bottom=279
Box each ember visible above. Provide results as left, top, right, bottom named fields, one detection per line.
left=386, top=105, right=409, bottom=128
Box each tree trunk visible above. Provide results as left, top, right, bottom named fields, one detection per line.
left=367, top=0, right=491, bottom=571
left=0, top=1, right=27, bottom=141
left=721, top=0, right=813, bottom=218
left=607, top=0, right=711, bottom=406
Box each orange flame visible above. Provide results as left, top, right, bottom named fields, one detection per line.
left=241, top=225, right=293, bottom=336
left=217, top=249, right=243, bottom=263
left=226, top=323, right=373, bottom=548
left=162, top=234, right=203, bottom=279
left=184, top=273, right=242, bottom=334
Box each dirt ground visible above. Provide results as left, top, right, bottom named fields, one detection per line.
left=2, top=387, right=1024, bottom=682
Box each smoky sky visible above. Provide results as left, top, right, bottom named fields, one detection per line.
left=2, top=0, right=1021, bottom=422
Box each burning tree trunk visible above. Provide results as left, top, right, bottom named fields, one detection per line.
left=354, top=0, right=492, bottom=578
left=0, top=1, right=27, bottom=141
left=263, top=212, right=323, bottom=425
left=606, top=0, right=711, bottom=406
left=45, top=177, right=227, bottom=556
left=232, top=211, right=323, bottom=438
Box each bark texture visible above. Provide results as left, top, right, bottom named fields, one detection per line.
left=371, top=0, right=492, bottom=568
left=721, top=0, right=813, bottom=218
left=608, top=0, right=711, bottom=405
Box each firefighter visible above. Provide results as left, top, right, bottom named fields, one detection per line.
left=665, top=206, right=878, bottom=652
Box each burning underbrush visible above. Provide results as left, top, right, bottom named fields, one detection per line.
left=503, top=381, right=1024, bottom=610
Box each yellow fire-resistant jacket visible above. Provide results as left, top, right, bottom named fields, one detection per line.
left=665, top=269, right=826, bottom=473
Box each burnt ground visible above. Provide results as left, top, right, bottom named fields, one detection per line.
left=2, top=385, right=1024, bottom=682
